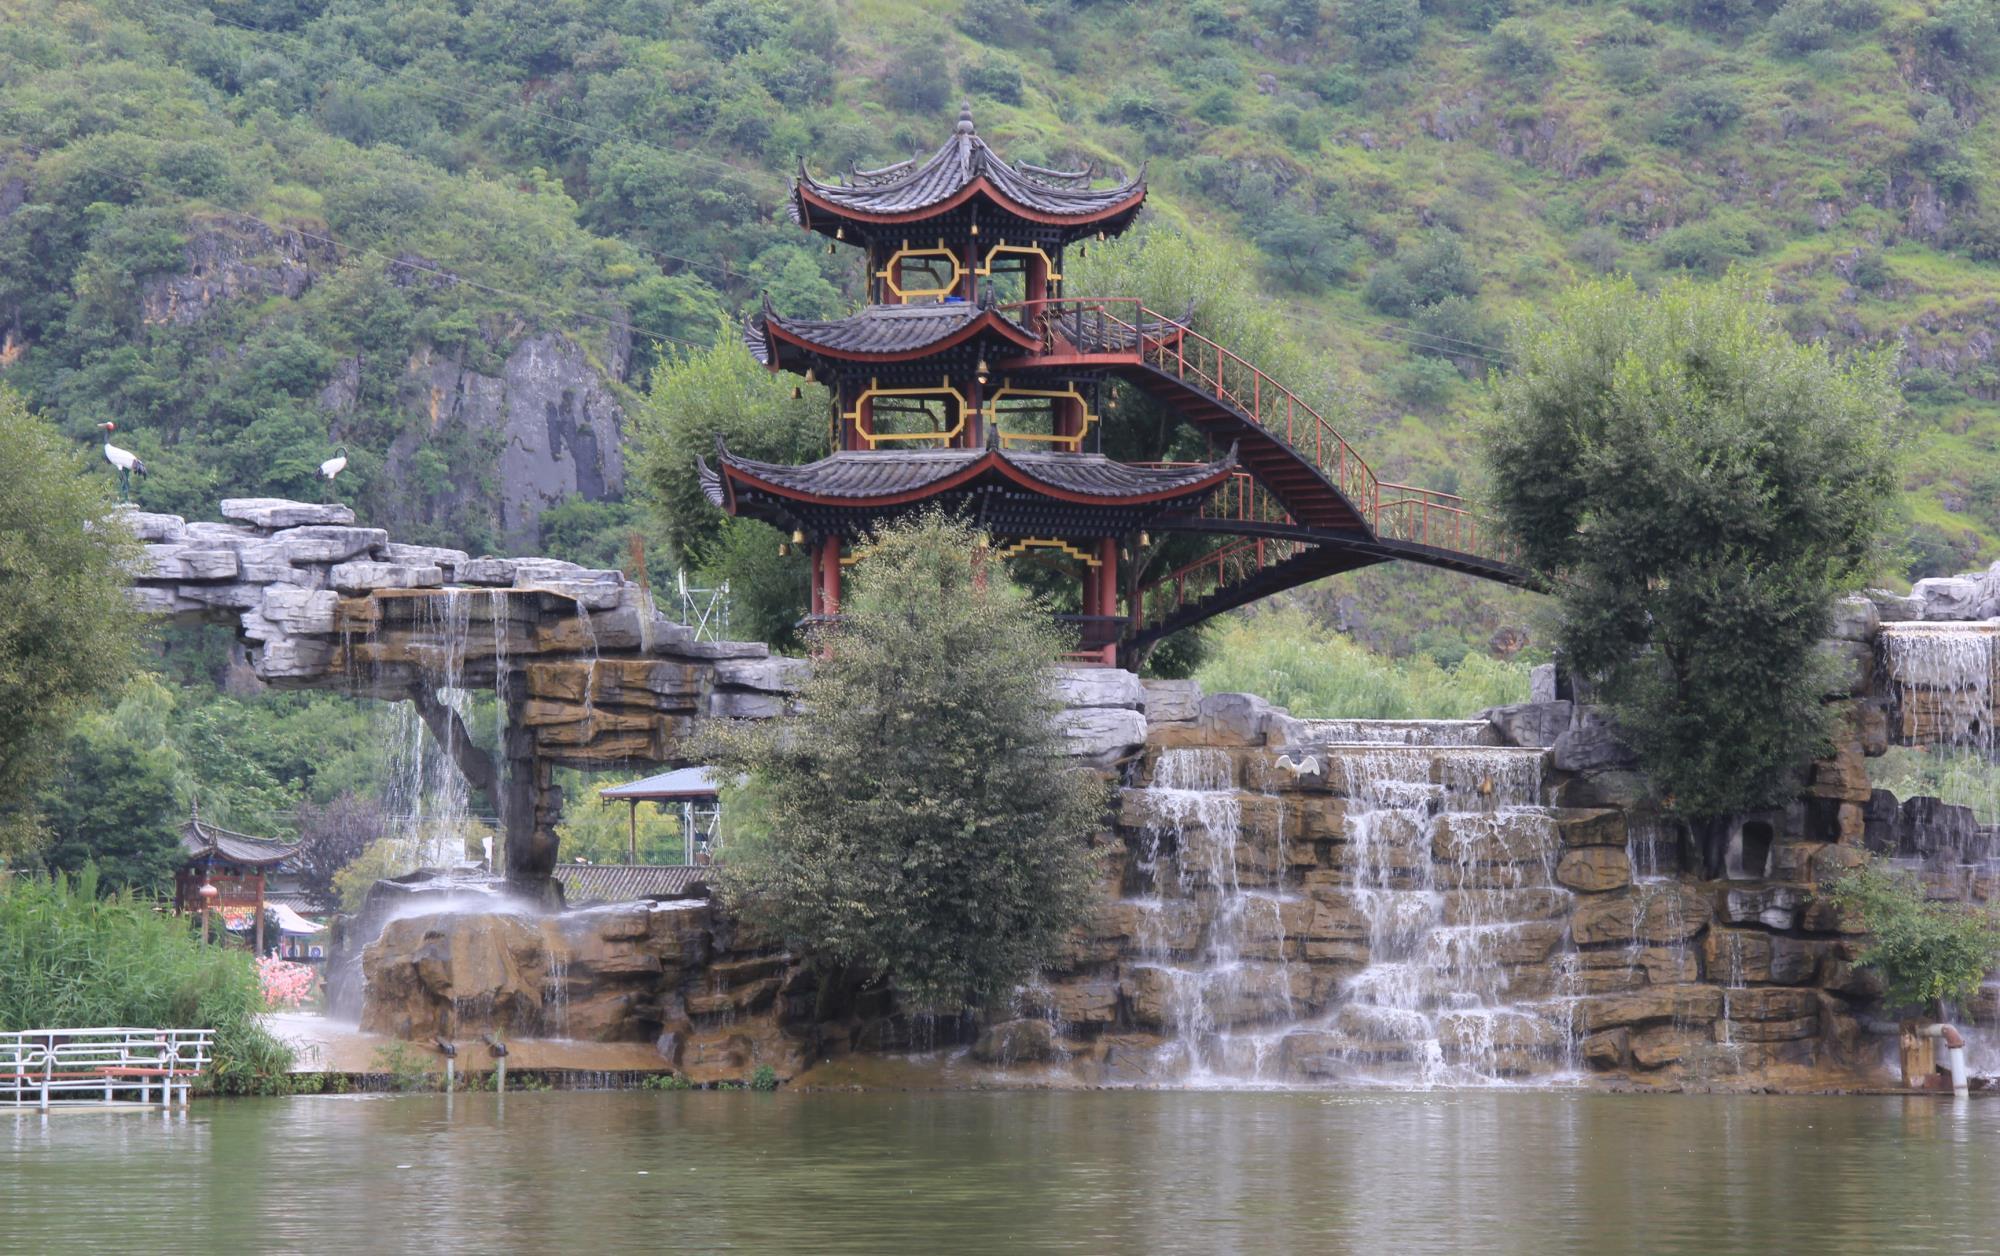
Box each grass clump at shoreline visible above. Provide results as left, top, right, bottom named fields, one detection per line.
left=0, top=868, right=293, bottom=1093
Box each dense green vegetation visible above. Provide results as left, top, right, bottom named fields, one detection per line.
left=3, top=0, right=1996, bottom=884
left=1830, top=863, right=2000, bottom=1013
left=700, top=514, right=1103, bottom=1013
left=1485, top=276, right=1899, bottom=824
left=0, top=868, right=294, bottom=1090
left=0, top=388, right=140, bottom=860
left=4, top=0, right=1995, bottom=638
left=1194, top=606, right=1529, bottom=718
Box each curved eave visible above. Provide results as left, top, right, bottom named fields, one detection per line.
left=793, top=177, right=1146, bottom=234
left=714, top=447, right=1238, bottom=512
left=757, top=310, right=1042, bottom=370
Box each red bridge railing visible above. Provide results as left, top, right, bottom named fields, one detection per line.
left=1002, top=298, right=1519, bottom=577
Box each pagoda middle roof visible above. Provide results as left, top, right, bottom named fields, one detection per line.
left=702, top=443, right=1238, bottom=508
left=791, top=104, right=1144, bottom=227
left=746, top=300, right=1039, bottom=366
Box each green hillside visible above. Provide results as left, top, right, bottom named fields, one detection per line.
left=2, top=0, right=1996, bottom=655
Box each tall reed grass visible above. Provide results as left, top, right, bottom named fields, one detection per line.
left=1193, top=608, right=1532, bottom=719
left=0, top=868, right=293, bottom=1092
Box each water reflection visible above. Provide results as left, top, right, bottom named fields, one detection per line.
left=7, top=1091, right=1999, bottom=1253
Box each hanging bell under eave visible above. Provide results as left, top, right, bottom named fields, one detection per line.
left=778, top=543, right=790, bottom=557
left=976, top=357, right=991, bottom=385
left=835, top=226, right=844, bottom=240
left=791, top=529, right=805, bottom=545
left=804, top=367, right=816, bottom=384
left=1139, top=531, right=1151, bottom=547
left=792, top=384, right=803, bottom=399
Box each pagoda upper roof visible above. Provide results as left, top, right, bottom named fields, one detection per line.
left=791, top=104, right=1144, bottom=232
left=746, top=299, right=1040, bottom=368
left=701, top=442, right=1237, bottom=510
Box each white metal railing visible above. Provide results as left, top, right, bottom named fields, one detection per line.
left=0, top=1028, right=214, bottom=1109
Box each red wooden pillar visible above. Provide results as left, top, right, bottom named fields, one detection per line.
left=1097, top=538, right=1119, bottom=666
left=820, top=536, right=842, bottom=617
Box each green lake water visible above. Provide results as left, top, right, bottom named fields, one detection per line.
left=7, top=1090, right=1999, bottom=1254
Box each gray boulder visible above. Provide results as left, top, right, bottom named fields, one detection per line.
left=1483, top=700, right=1573, bottom=749
left=1054, top=668, right=1145, bottom=711
left=1552, top=706, right=1637, bottom=772
left=220, top=497, right=357, bottom=529
left=1913, top=576, right=1981, bottom=621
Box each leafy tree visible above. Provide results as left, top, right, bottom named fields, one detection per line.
left=631, top=339, right=827, bottom=641
left=39, top=705, right=184, bottom=895
left=1924, top=0, right=2000, bottom=74
left=1251, top=201, right=1358, bottom=290
left=1364, top=232, right=1480, bottom=316
left=1829, top=865, right=2000, bottom=1014
left=700, top=513, right=1105, bottom=1014
left=881, top=38, right=956, bottom=113
left=1486, top=19, right=1557, bottom=78
left=293, top=792, right=390, bottom=912
left=1657, top=214, right=1766, bottom=275
left=0, top=389, right=140, bottom=859
left=1343, top=0, right=1424, bottom=65
left=1482, top=276, right=1899, bottom=832
left=961, top=55, right=1026, bottom=105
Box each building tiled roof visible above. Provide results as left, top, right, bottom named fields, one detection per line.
left=600, top=767, right=726, bottom=802
left=703, top=445, right=1238, bottom=506
left=179, top=817, right=300, bottom=869
left=745, top=301, right=1035, bottom=365
left=792, top=104, right=1142, bottom=224
left=557, top=864, right=711, bottom=905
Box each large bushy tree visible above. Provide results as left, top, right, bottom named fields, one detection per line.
left=700, top=513, right=1105, bottom=1014
left=1482, top=276, right=1899, bottom=828
left=0, top=388, right=140, bottom=860
left=631, top=337, right=829, bottom=647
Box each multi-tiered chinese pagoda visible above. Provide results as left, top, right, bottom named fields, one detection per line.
left=705, top=107, right=1525, bottom=667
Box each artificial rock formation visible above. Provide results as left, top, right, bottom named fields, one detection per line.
left=356, top=579, right=2000, bottom=1090
left=124, top=498, right=803, bottom=884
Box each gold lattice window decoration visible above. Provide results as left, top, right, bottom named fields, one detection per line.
left=974, top=240, right=1062, bottom=282
left=997, top=537, right=1101, bottom=567
left=845, top=376, right=970, bottom=447
left=983, top=383, right=1097, bottom=450
left=877, top=241, right=967, bottom=301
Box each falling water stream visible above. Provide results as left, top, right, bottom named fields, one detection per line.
left=1126, top=723, right=1578, bottom=1086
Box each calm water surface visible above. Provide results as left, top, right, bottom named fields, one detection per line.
left=6, top=1090, right=1998, bottom=1254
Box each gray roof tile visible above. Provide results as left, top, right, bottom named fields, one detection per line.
left=793, top=105, right=1142, bottom=224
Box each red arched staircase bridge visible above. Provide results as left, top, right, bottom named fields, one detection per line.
left=997, top=298, right=1533, bottom=655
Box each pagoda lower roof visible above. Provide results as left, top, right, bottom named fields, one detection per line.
left=179, top=817, right=299, bottom=869
left=702, top=444, right=1237, bottom=509
left=746, top=301, right=1039, bottom=367
left=790, top=104, right=1144, bottom=233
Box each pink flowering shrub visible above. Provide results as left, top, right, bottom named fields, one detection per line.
left=258, top=955, right=316, bottom=1010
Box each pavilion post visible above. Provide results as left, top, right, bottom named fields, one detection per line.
left=820, top=536, right=842, bottom=616
left=1098, top=538, right=1119, bottom=666
left=253, top=874, right=265, bottom=957
left=628, top=799, right=638, bottom=863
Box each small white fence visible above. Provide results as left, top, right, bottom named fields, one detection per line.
left=0, top=1028, right=213, bottom=1109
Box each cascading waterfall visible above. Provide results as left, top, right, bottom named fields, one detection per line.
left=382, top=589, right=482, bottom=868
left=1879, top=623, right=1998, bottom=820
left=1880, top=622, right=2000, bottom=1070
left=1328, top=738, right=1571, bottom=1085
left=1124, top=726, right=1576, bottom=1087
